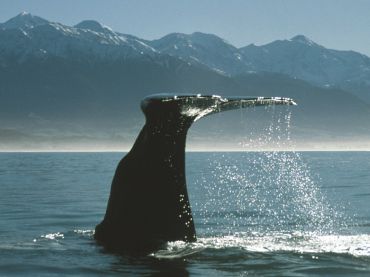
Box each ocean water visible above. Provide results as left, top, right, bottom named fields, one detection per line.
left=0, top=151, right=369, bottom=276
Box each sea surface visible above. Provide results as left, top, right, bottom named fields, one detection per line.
left=0, top=151, right=369, bottom=276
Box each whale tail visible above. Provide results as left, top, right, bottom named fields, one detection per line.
left=141, top=94, right=296, bottom=122
left=95, top=94, right=296, bottom=253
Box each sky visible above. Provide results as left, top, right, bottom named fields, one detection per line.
left=1, top=0, right=370, bottom=55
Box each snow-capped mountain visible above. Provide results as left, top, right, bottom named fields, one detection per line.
left=1, top=11, right=48, bottom=29
left=1, top=12, right=370, bottom=94
left=149, top=32, right=246, bottom=75
left=151, top=32, right=370, bottom=91
left=0, top=12, right=157, bottom=63
left=240, top=35, right=370, bottom=88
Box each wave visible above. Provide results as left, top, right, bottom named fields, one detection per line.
left=2, top=229, right=369, bottom=260
left=152, top=232, right=370, bottom=259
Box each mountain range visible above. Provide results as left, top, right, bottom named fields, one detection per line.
left=1, top=12, right=370, bottom=150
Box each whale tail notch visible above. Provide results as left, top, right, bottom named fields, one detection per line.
left=95, top=94, right=296, bottom=253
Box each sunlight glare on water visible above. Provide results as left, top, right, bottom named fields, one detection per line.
left=175, top=105, right=367, bottom=260
left=156, top=232, right=370, bottom=259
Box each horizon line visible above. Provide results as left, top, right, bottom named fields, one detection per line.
left=1, top=148, right=370, bottom=153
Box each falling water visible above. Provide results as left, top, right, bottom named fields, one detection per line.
left=153, top=104, right=370, bottom=261
left=192, top=105, right=352, bottom=239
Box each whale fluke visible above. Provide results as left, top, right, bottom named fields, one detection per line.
left=94, top=94, right=296, bottom=253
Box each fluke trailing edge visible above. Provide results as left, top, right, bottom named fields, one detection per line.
left=94, top=94, right=296, bottom=252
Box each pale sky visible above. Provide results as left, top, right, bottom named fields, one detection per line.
left=1, top=0, right=370, bottom=56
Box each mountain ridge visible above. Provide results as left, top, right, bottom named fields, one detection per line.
left=1, top=12, right=370, bottom=102
left=1, top=13, right=370, bottom=150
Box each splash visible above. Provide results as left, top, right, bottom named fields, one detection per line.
left=156, top=108, right=364, bottom=259
left=152, top=233, right=370, bottom=259
left=40, top=232, right=64, bottom=240
left=194, top=106, right=350, bottom=237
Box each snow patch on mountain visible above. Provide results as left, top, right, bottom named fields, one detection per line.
left=74, top=20, right=113, bottom=34
left=2, top=12, right=49, bottom=30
